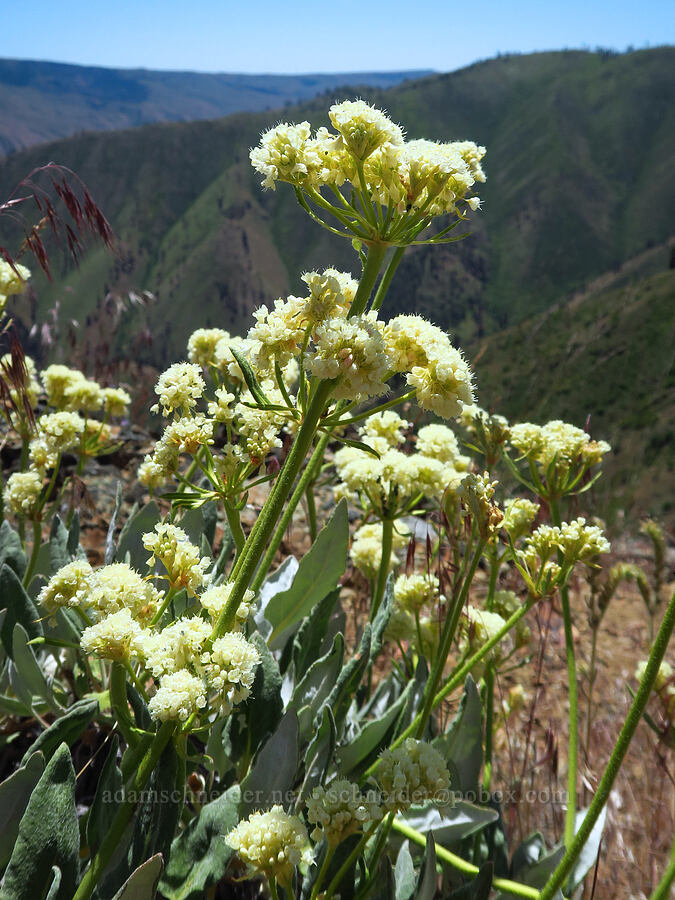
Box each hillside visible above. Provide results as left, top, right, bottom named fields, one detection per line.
left=0, top=58, right=431, bottom=155
left=1, top=47, right=673, bottom=368
left=469, top=242, right=675, bottom=521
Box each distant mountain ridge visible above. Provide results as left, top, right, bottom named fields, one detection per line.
left=0, top=58, right=432, bottom=155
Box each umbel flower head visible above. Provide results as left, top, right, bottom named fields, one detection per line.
left=143, top=522, right=211, bottom=594
left=226, top=806, right=312, bottom=888
left=147, top=669, right=207, bottom=722
left=5, top=470, right=43, bottom=518
left=249, top=100, right=484, bottom=246
left=306, top=779, right=382, bottom=846
left=377, top=739, right=450, bottom=811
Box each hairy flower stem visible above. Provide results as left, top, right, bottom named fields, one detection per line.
left=392, top=819, right=541, bottom=899
left=73, top=721, right=176, bottom=900
left=549, top=496, right=579, bottom=848
left=224, top=500, right=246, bottom=555
left=416, top=540, right=486, bottom=739
left=370, top=246, right=405, bottom=312
left=363, top=595, right=537, bottom=780
left=211, top=246, right=386, bottom=638
left=371, top=517, right=393, bottom=617
left=251, top=432, right=331, bottom=592
left=305, top=480, right=318, bottom=542
left=211, top=379, right=336, bottom=640
left=483, top=549, right=500, bottom=791
left=650, top=828, right=675, bottom=900
left=22, top=519, right=42, bottom=587
left=539, top=589, right=675, bottom=900
left=109, top=662, right=138, bottom=747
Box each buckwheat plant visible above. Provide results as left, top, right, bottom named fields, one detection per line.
left=1, top=99, right=673, bottom=900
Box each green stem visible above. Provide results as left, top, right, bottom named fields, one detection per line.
left=22, top=519, right=42, bottom=587
left=584, top=624, right=599, bottom=762
left=323, top=823, right=379, bottom=900
left=305, top=481, right=318, bottom=543
left=224, top=500, right=246, bottom=555
left=370, top=246, right=405, bottom=312
left=392, top=819, right=541, bottom=899
left=348, top=243, right=387, bottom=318
left=109, top=661, right=138, bottom=747
left=650, top=829, right=675, bottom=900
left=539, top=589, right=675, bottom=899
left=268, top=876, right=280, bottom=900
left=251, top=432, right=330, bottom=593
left=371, top=517, right=393, bottom=617
left=483, top=549, right=499, bottom=792
left=550, top=497, right=579, bottom=848
left=309, top=845, right=336, bottom=900
left=416, top=540, right=486, bottom=739
left=73, top=722, right=175, bottom=900
left=150, top=585, right=177, bottom=626
left=211, top=379, right=335, bottom=640
left=364, top=594, right=536, bottom=779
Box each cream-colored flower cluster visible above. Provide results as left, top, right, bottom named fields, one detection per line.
left=384, top=572, right=443, bottom=656
left=377, top=739, right=450, bottom=811
left=509, top=419, right=610, bottom=475
left=226, top=806, right=312, bottom=887
left=349, top=521, right=408, bottom=580
left=461, top=472, right=504, bottom=537
left=39, top=537, right=261, bottom=724
left=502, top=498, right=540, bottom=542
left=335, top=413, right=468, bottom=522
left=0, top=259, right=31, bottom=315
left=306, top=779, right=382, bottom=846
left=4, top=470, right=43, bottom=517
left=143, top=522, right=211, bottom=595
left=462, top=606, right=512, bottom=673
left=249, top=100, right=484, bottom=225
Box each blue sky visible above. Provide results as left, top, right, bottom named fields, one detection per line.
left=5, top=0, right=674, bottom=73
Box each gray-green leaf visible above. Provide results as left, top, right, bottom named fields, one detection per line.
left=112, top=854, right=164, bottom=900
left=0, top=744, right=79, bottom=900
left=0, top=752, right=45, bottom=870
left=159, top=786, right=240, bottom=900
left=265, top=500, right=348, bottom=649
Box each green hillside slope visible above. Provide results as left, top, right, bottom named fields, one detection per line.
left=0, top=48, right=673, bottom=367
left=469, top=243, right=675, bottom=520
left=0, top=58, right=430, bottom=155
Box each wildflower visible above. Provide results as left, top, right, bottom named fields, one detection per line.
left=207, top=387, right=235, bottom=423
left=416, top=423, right=460, bottom=463
left=88, top=563, right=162, bottom=622
left=248, top=295, right=306, bottom=370
left=301, top=269, right=353, bottom=324
left=138, top=455, right=173, bottom=490
left=80, top=609, right=142, bottom=661
left=377, top=739, right=450, bottom=811
left=360, top=410, right=410, bottom=448
left=225, top=806, right=312, bottom=887
left=102, top=387, right=131, bottom=417
left=187, top=327, right=231, bottom=367
left=249, top=121, right=319, bottom=190
left=308, top=312, right=390, bottom=401
left=213, top=335, right=254, bottom=382
left=5, top=470, right=43, bottom=517
left=152, top=362, right=205, bottom=417
left=328, top=100, right=404, bottom=160
left=137, top=617, right=212, bottom=678
left=0, top=259, right=31, bottom=296
left=29, top=439, right=58, bottom=474
left=408, top=343, right=474, bottom=420
left=463, top=606, right=511, bottom=667
left=394, top=573, right=440, bottom=614
left=351, top=522, right=409, bottom=580
left=199, top=584, right=254, bottom=623
left=556, top=518, right=610, bottom=563
left=37, top=559, right=93, bottom=614
left=147, top=669, right=207, bottom=722
left=236, top=398, right=287, bottom=462
left=461, top=472, right=503, bottom=536
left=502, top=498, right=540, bottom=541
left=203, top=632, right=261, bottom=713
left=306, top=779, right=382, bottom=846
left=63, top=377, right=104, bottom=413
left=161, top=414, right=215, bottom=455
left=143, top=523, right=211, bottom=594
left=41, top=365, right=86, bottom=408
left=39, top=411, right=85, bottom=453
